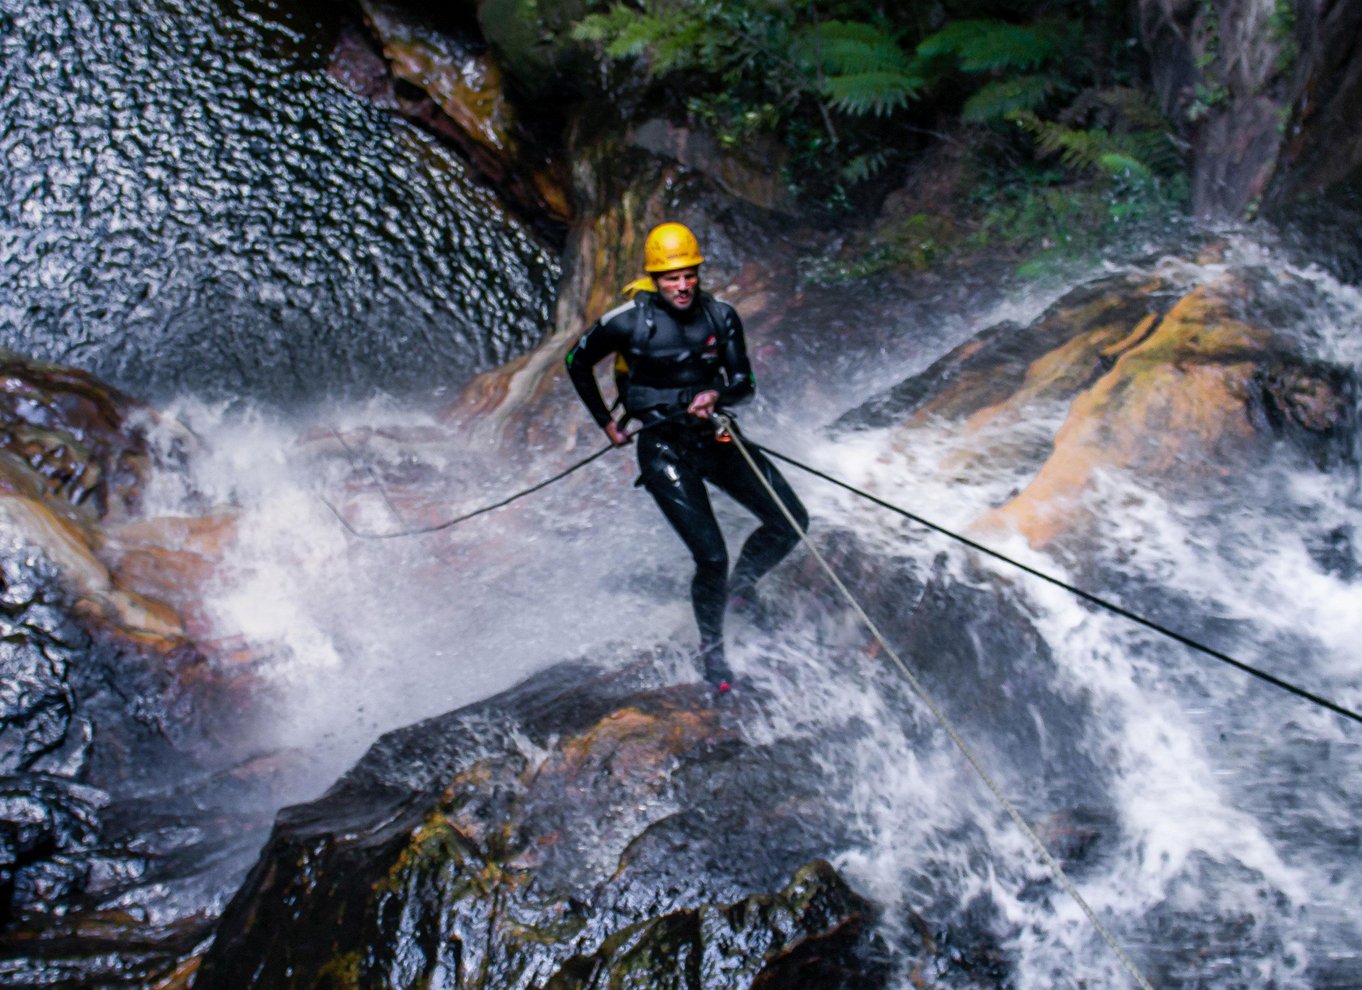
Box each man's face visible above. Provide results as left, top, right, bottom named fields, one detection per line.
left=656, top=267, right=699, bottom=310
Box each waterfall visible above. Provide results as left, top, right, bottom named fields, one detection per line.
left=2, top=1, right=1359, bottom=987
left=154, top=234, right=1362, bottom=987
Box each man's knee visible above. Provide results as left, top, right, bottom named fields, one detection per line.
left=766, top=486, right=807, bottom=539
left=693, top=548, right=729, bottom=577
left=783, top=492, right=809, bottom=533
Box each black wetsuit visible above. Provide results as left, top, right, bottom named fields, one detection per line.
left=566, top=290, right=808, bottom=667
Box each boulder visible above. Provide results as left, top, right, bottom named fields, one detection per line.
left=0, top=353, right=237, bottom=655
left=333, top=1, right=572, bottom=234
left=0, top=357, right=293, bottom=986
left=837, top=261, right=1356, bottom=551
left=196, top=660, right=908, bottom=989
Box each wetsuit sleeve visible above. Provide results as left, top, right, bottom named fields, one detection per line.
left=716, top=304, right=755, bottom=408
left=565, top=314, right=630, bottom=428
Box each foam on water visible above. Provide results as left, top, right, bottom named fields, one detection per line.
left=736, top=251, right=1362, bottom=987
left=127, top=232, right=1362, bottom=986
left=137, top=396, right=705, bottom=775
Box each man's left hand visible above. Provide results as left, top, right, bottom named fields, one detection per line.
left=687, top=390, right=720, bottom=420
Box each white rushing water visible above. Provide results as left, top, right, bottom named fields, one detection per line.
left=137, top=233, right=1362, bottom=989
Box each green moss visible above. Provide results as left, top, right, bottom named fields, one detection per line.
left=799, top=210, right=962, bottom=285
left=477, top=0, right=593, bottom=95
left=377, top=812, right=479, bottom=898
left=970, top=169, right=1190, bottom=278
left=314, top=950, right=362, bottom=990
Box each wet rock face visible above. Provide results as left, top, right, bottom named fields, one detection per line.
left=0, top=548, right=209, bottom=927
left=197, top=661, right=898, bottom=989
left=840, top=262, right=1358, bottom=550
left=330, top=1, right=572, bottom=240
left=1138, top=0, right=1362, bottom=218
left=0, top=358, right=292, bottom=985
left=0, top=553, right=101, bottom=920
left=0, top=554, right=91, bottom=776
left=0, top=353, right=196, bottom=652
left=0, top=356, right=152, bottom=519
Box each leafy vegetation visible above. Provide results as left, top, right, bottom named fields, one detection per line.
left=571, top=0, right=1189, bottom=260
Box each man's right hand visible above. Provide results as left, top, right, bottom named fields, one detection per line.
left=605, top=421, right=631, bottom=447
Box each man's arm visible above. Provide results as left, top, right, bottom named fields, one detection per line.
left=565, top=312, right=632, bottom=441
left=715, top=304, right=755, bottom=408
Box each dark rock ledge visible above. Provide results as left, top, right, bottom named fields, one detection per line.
left=194, top=658, right=915, bottom=989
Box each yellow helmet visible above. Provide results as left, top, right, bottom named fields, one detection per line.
left=643, top=222, right=704, bottom=272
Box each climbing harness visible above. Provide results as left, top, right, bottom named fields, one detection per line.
left=612, top=291, right=731, bottom=418
left=711, top=415, right=1158, bottom=990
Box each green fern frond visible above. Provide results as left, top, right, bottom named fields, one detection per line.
left=824, top=71, right=922, bottom=116
left=792, top=20, right=921, bottom=118
left=1049, top=87, right=1185, bottom=175
left=1019, top=111, right=1176, bottom=179
left=840, top=149, right=890, bottom=183
left=572, top=6, right=709, bottom=75
left=961, top=75, right=1052, bottom=123
left=571, top=7, right=642, bottom=47
left=1096, top=152, right=1153, bottom=179
left=797, top=20, right=909, bottom=75
left=1018, top=112, right=1102, bottom=170
left=646, top=20, right=711, bottom=74
left=916, top=19, right=1071, bottom=74
left=604, top=18, right=668, bottom=60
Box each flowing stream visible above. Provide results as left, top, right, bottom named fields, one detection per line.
left=3, top=1, right=1361, bottom=988
left=150, top=240, right=1362, bottom=990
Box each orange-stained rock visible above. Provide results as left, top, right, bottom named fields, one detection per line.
left=963, top=313, right=1159, bottom=435
left=0, top=355, right=248, bottom=658
left=551, top=702, right=726, bottom=783
left=102, top=515, right=238, bottom=585
left=844, top=267, right=1354, bottom=553
left=0, top=491, right=186, bottom=648
left=99, top=513, right=240, bottom=640
left=0, top=352, right=157, bottom=518
left=978, top=275, right=1332, bottom=546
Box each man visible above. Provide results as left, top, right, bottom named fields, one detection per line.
left=565, top=221, right=808, bottom=693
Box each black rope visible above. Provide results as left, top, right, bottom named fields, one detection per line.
left=322, top=415, right=682, bottom=540
left=321, top=442, right=616, bottom=539
left=750, top=441, right=1362, bottom=727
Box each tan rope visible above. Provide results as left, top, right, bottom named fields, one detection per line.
left=715, top=413, right=1155, bottom=990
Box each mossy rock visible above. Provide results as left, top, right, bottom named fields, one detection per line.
left=476, top=0, right=596, bottom=99
left=195, top=662, right=908, bottom=989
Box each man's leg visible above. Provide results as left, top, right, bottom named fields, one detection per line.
left=710, top=444, right=808, bottom=603
left=639, top=435, right=733, bottom=687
